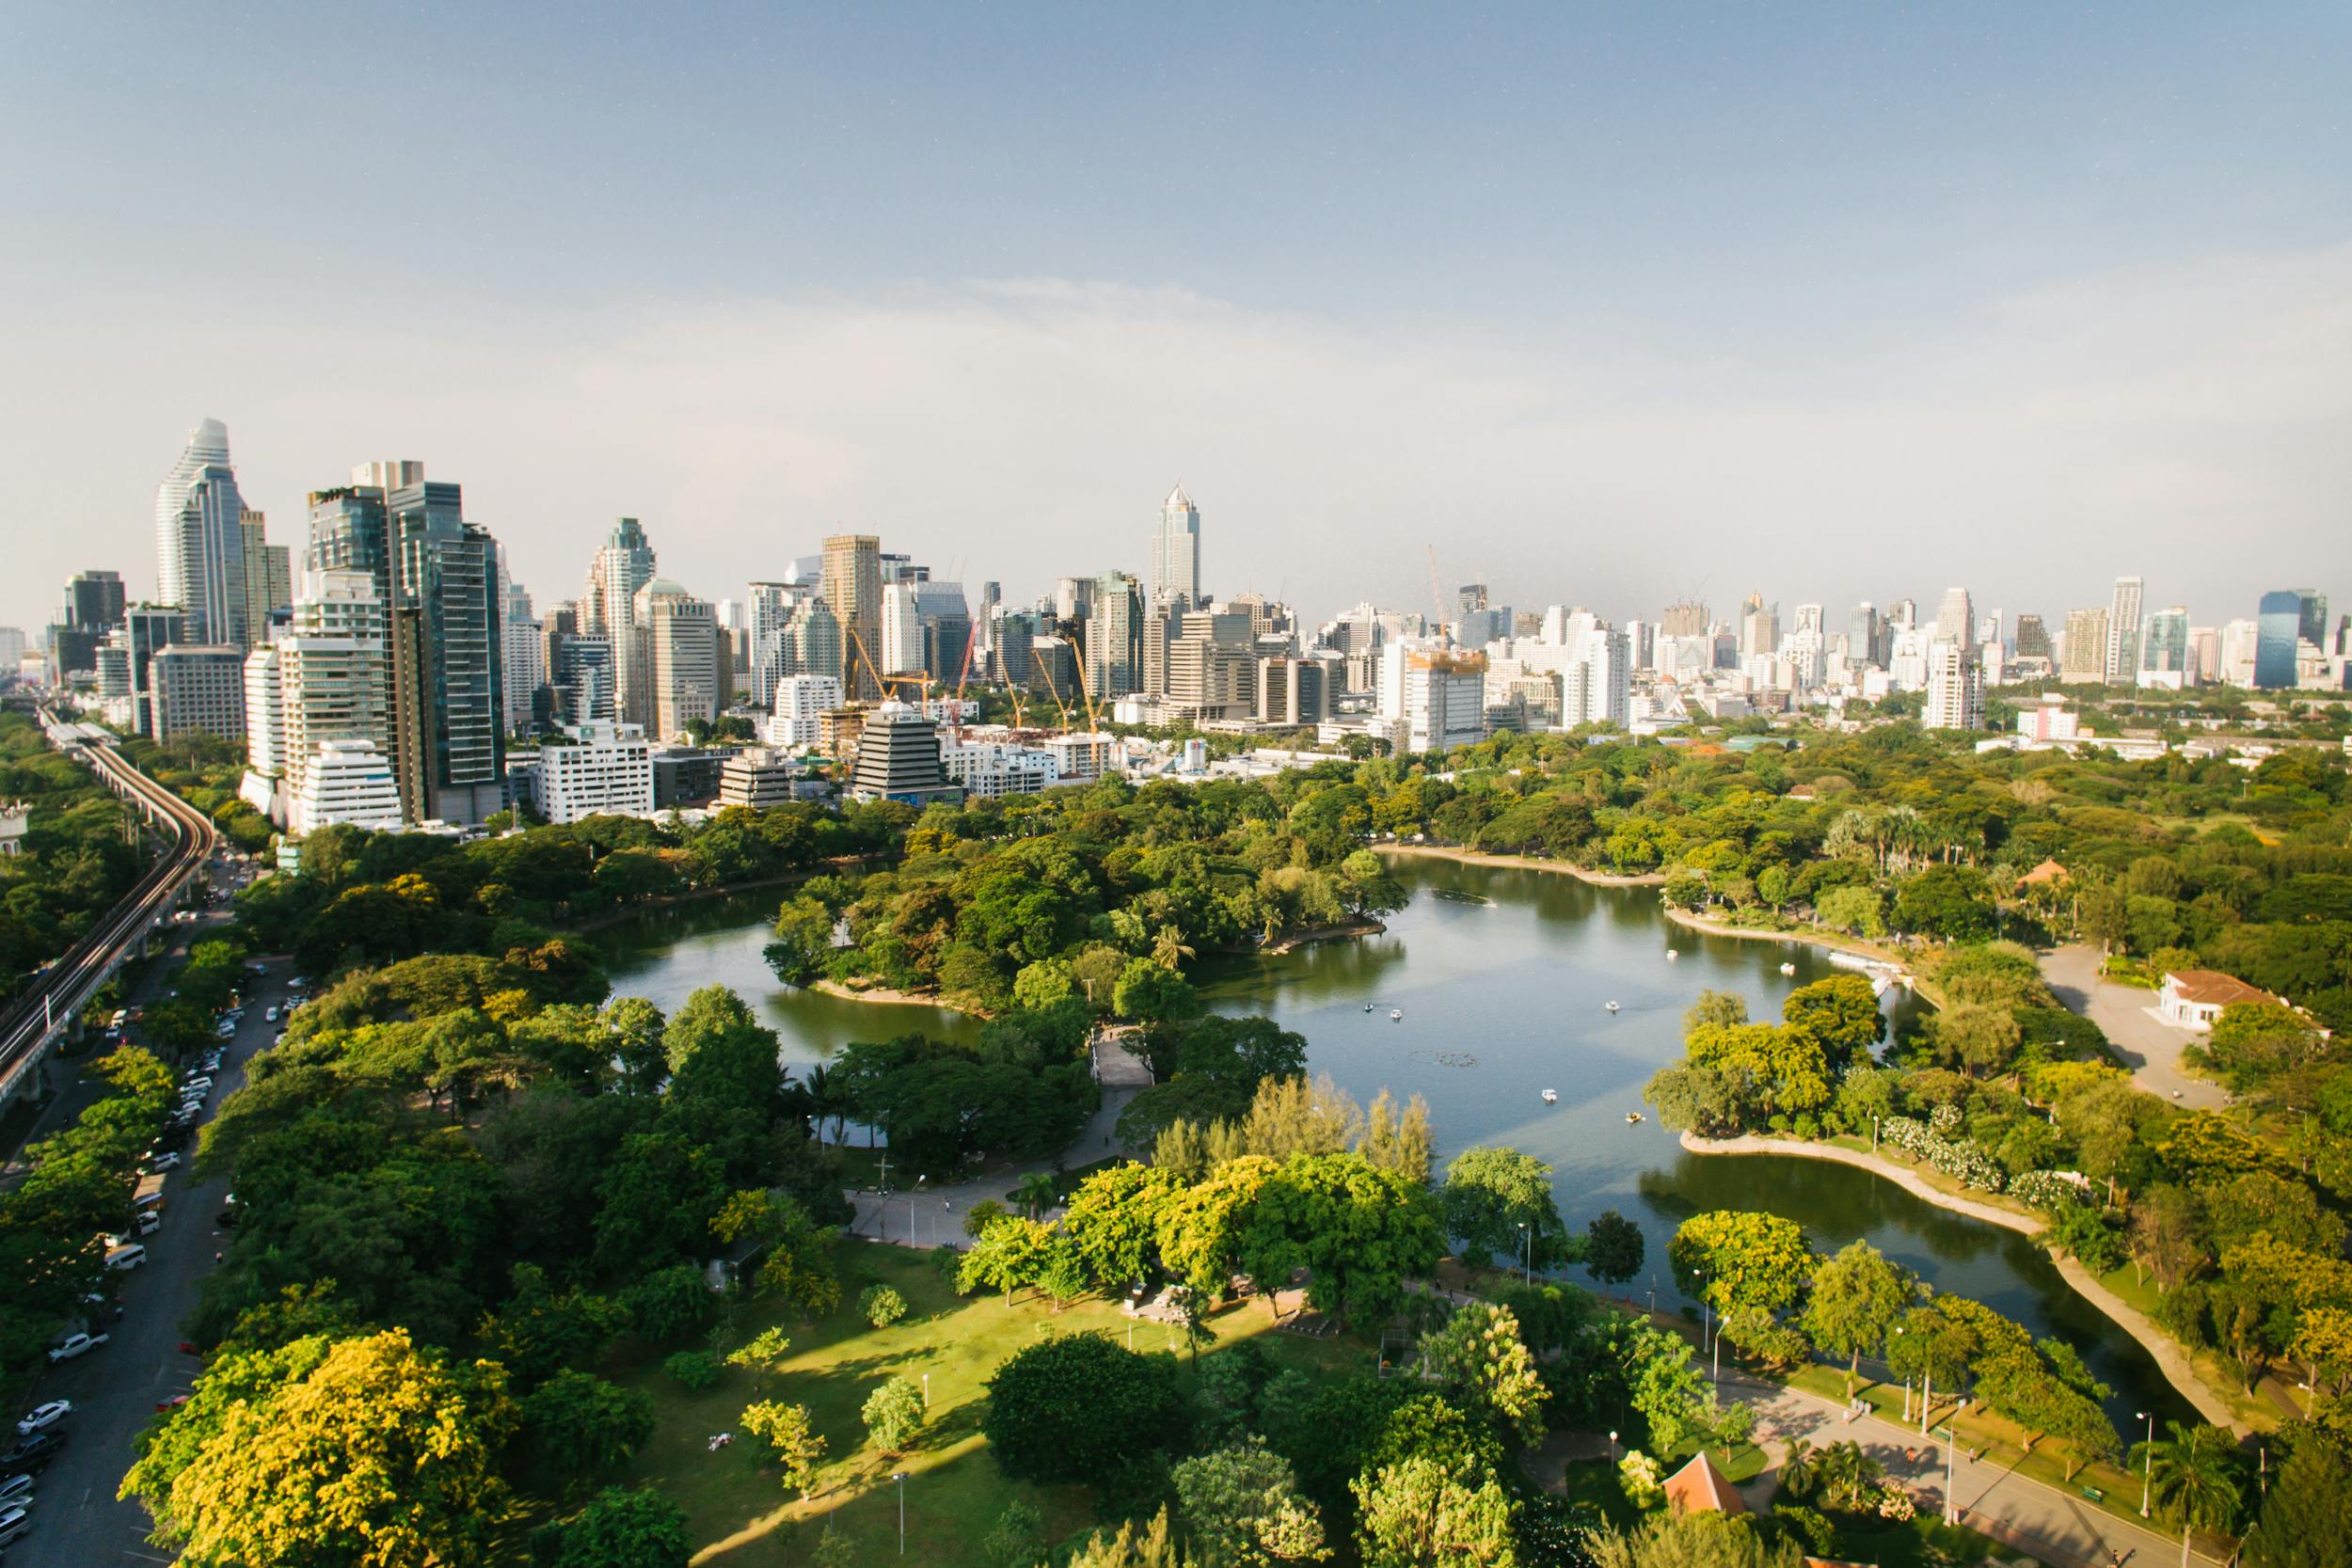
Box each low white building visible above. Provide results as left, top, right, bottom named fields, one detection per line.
left=287, top=739, right=404, bottom=836
left=2156, top=969, right=2278, bottom=1031
left=717, top=746, right=806, bottom=809
left=946, top=741, right=1060, bottom=800
left=1041, top=732, right=1114, bottom=785
left=532, top=721, right=655, bottom=824
left=0, top=801, right=26, bottom=857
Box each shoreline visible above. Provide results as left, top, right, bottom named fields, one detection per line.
left=1259, top=915, right=1387, bottom=954
left=806, top=977, right=979, bottom=1014
left=1661, top=904, right=1915, bottom=973
left=565, top=855, right=882, bottom=935
left=1375, top=841, right=1667, bottom=887
left=1679, top=1130, right=2252, bottom=1433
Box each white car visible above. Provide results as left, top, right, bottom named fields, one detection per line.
left=0, top=1504, right=27, bottom=1548
left=46, top=1332, right=107, bottom=1364
left=142, top=1151, right=181, bottom=1172
left=0, top=1474, right=30, bottom=1507
left=264, top=1006, right=278, bottom=1022
left=13, top=1402, right=69, bottom=1434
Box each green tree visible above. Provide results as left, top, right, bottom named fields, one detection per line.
left=1069, top=1508, right=1199, bottom=1568
left=123, top=1329, right=517, bottom=1568
left=1584, top=1210, right=1645, bottom=1286
left=523, top=1368, right=655, bottom=1484
left=1802, top=1241, right=1914, bottom=1395
left=1417, top=1304, right=1548, bottom=1446
left=984, top=1498, right=1048, bottom=1568
left=557, top=1487, right=690, bottom=1568
left=861, top=1375, right=926, bottom=1454
left=2247, top=1433, right=2352, bottom=1568
left=1065, top=1163, right=1185, bottom=1286
left=740, top=1400, right=826, bottom=1499
left=1171, top=1437, right=1331, bottom=1566
left=1669, top=1211, right=1818, bottom=1319
left=1779, top=975, right=1885, bottom=1071
left=1585, top=1501, right=1803, bottom=1568
left=1438, top=1146, right=1573, bottom=1272
left=2132, top=1420, right=2249, bottom=1536
left=859, top=1283, right=909, bottom=1328
left=1009, top=1170, right=1060, bottom=1220
left=982, top=1332, right=1186, bottom=1483
left=1350, top=1455, right=1518, bottom=1568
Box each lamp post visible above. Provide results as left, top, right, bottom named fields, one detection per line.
left=1518, top=1222, right=1532, bottom=1286
left=1692, top=1270, right=1710, bottom=1370
left=892, top=1470, right=910, bottom=1556
left=923, top=1371, right=930, bottom=1410
left=1647, top=1275, right=1658, bottom=1318
left=2137, top=1410, right=2154, bottom=1517
left=1871, top=1113, right=1880, bottom=1153
left=1609, top=1429, right=1619, bottom=1462
left=1938, top=1402, right=1966, bottom=1526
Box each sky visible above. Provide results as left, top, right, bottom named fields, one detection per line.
left=3, top=2, right=2348, bottom=635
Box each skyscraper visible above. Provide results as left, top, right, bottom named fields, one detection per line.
left=154, top=418, right=249, bottom=647
left=2255, top=591, right=2304, bottom=689
left=2138, top=606, right=2189, bottom=689
left=636, top=578, right=719, bottom=738
left=239, top=511, right=292, bottom=641
left=822, top=533, right=883, bottom=699
left=1151, top=484, right=1201, bottom=611
left=587, top=518, right=656, bottom=720
left=2105, top=575, right=2144, bottom=684
left=1933, top=587, right=1975, bottom=650
left=1084, top=571, right=1144, bottom=702
left=1922, top=641, right=1984, bottom=730
left=63, top=570, right=127, bottom=631
left=880, top=581, right=924, bottom=677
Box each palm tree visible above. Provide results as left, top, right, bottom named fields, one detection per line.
left=2134, top=1420, right=2247, bottom=1536
left=1812, top=1441, right=1884, bottom=1511
left=1009, top=1171, right=1059, bottom=1221
left=1778, top=1438, right=1820, bottom=1503
left=1150, top=926, right=1196, bottom=971
left=802, top=1064, right=846, bottom=1146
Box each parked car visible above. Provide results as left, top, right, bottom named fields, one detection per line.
left=264, top=1005, right=278, bottom=1022
left=0, top=1503, right=30, bottom=1548
left=0, top=1472, right=34, bottom=1506
left=141, top=1151, right=181, bottom=1172
left=13, top=1402, right=70, bottom=1435
left=153, top=1394, right=190, bottom=1414
left=104, top=1244, right=146, bottom=1271
left=45, top=1332, right=107, bottom=1364
left=0, top=1433, right=65, bottom=1473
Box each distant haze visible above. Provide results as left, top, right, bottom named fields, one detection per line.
left=4, top=4, right=2347, bottom=631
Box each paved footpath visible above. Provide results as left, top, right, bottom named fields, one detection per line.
left=2040, top=946, right=2230, bottom=1111
left=1722, top=1373, right=2219, bottom=1568
left=844, top=1085, right=1141, bottom=1251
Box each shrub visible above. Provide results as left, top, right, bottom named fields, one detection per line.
left=663, top=1350, right=721, bottom=1390
left=859, top=1283, right=909, bottom=1328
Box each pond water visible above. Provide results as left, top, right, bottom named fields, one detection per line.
left=596, top=853, right=2192, bottom=1427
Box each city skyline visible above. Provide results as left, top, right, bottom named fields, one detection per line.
left=5, top=6, right=2349, bottom=631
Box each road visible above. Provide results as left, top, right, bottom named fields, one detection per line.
left=0, top=718, right=218, bottom=1114
left=2040, top=945, right=2231, bottom=1110
left=6, top=888, right=284, bottom=1568
left=847, top=1085, right=1143, bottom=1250
left=1724, top=1374, right=2220, bottom=1568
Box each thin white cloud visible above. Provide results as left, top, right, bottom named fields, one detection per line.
left=4, top=244, right=2347, bottom=632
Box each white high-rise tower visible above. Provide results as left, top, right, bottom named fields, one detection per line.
left=2106, top=575, right=2145, bottom=684
left=154, top=418, right=250, bottom=647
left=1151, top=483, right=1201, bottom=612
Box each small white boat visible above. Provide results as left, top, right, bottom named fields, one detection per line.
left=1626, top=1111, right=1645, bottom=1124
left=1779, top=961, right=1797, bottom=976
left=1389, top=1009, right=1403, bottom=1022
left=1666, top=948, right=1678, bottom=960
left=1363, top=1003, right=1375, bottom=1013
left=1605, top=1000, right=1620, bottom=1013
left=1542, top=1088, right=1559, bottom=1104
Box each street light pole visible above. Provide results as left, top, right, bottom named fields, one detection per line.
left=893, top=1471, right=909, bottom=1556
left=2137, top=1410, right=2154, bottom=1517
left=1518, top=1222, right=1532, bottom=1286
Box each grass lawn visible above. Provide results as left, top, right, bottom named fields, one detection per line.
left=613, top=1239, right=1369, bottom=1566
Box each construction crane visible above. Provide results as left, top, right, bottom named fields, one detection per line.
left=844, top=626, right=925, bottom=704
left=1069, top=644, right=1103, bottom=733
left=1033, top=657, right=1075, bottom=730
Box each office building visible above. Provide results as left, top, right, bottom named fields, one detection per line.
left=555, top=634, right=614, bottom=725
left=288, top=739, right=405, bottom=835
left=846, top=702, right=961, bottom=806
left=2255, top=591, right=2304, bottom=689
left=239, top=511, right=292, bottom=641
left=1041, top=731, right=1113, bottom=784
left=1561, top=626, right=1631, bottom=729
left=822, top=533, right=883, bottom=699
left=2295, top=590, right=2330, bottom=651
left=0, top=628, right=24, bottom=672
left=2060, top=608, right=2108, bottom=683
left=1382, top=646, right=1486, bottom=752
left=993, top=611, right=1034, bottom=687
left=2138, top=606, right=2190, bottom=689
left=1660, top=600, right=1708, bottom=638
left=278, top=570, right=392, bottom=800
left=636, top=579, right=720, bottom=738
left=154, top=418, right=250, bottom=649
left=64, top=570, right=127, bottom=632
left=2016, top=697, right=2079, bottom=743
left=1257, top=656, right=1330, bottom=726
left=149, top=644, right=247, bottom=742
left=1933, top=587, right=1975, bottom=650
left=2012, top=614, right=2051, bottom=661
left=745, top=580, right=803, bottom=705
left=770, top=673, right=844, bottom=750
left=1085, top=571, right=1144, bottom=700
left=532, top=722, right=655, bottom=823
left=783, top=596, right=845, bottom=687
left=880, top=580, right=924, bottom=679
left=1922, top=641, right=1984, bottom=731
left=914, top=579, right=973, bottom=682
left=305, top=466, right=506, bottom=824
left=1151, top=483, right=1202, bottom=611
left=501, top=579, right=547, bottom=730
left=243, top=644, right=286, bottom=784
left=718, top=747, right=807, bottom=808
left=1739, top=594, right=1778, bottom=658
left=653, top=746, right=729, bottom=808
left=945, top=741, right=1059, bottom=800
left=2217, top=619, right=2260, bottom=688
left=2105, top=576, right=2144, bottom=683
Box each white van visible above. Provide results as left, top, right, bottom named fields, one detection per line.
left=104, top=1243, right=147, bottom=1271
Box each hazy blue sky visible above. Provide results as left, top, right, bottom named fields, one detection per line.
left=4, top=2, right=2347, bottom=630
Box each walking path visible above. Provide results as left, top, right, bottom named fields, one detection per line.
left=1719, top=1373, right=2222, bottom=1568
left=2040, top=945, right=2230, bottom=1111
left=1681, top=1132, right=2251, bottom=1433
left=842, top=1085, right=1142, bottom=1251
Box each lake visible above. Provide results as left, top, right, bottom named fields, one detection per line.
left=596, top=851, right=2192, bottom=1426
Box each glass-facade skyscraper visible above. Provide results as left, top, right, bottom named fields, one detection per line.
left=2254, top=590, right=2304, bottom=690
left=154, top=418, right=250, bottom=647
